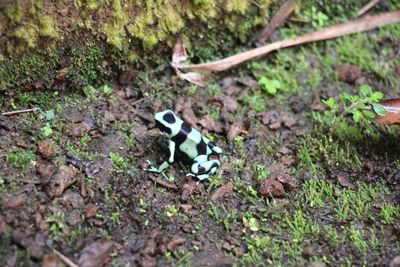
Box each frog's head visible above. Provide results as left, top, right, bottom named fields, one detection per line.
left=154, top=110, right=178, bottom=137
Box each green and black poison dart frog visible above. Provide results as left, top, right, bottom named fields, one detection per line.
left=146, top=110, right=222, bottom=181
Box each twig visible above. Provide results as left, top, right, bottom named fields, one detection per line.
left=1, top=108, right=39, bottom=116
left=177, top=10, right=400, bottom=72
left=254, top=0, right=297, bottom=43
left=51, top=248, right=80, bottom=267
left=357, top=0, right=380, bottom=17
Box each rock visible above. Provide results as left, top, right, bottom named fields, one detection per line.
left=211, top=182, right=233, bottom=201
left=41, top=255, right=59, bottom=267
left=335, top=63, right=362, bottom=83
left=1, top=193, right=27, bottom=209
left=303, top=245, right=316, bottom=258
left=85, top=203, right=97, bottom=218
left=47, top=165, right=78, bottom=198
left=258, top=179, right=285, bottom=197
left=166, top=236, right=186, bottom=251
left=63, top=122, right=90, bottom=137
left=104, top=111, right=117, bottom=124
left=37, top=140, right=53, bottom=157
left=181, top=178, right=197, bottom=202
left=36, top=159, right=57, bottom=184
left=62, top=108, right=84, bottom=123
left=67, top=210, right=82, bottom=226
left=78, top=240, right=114, bottom=267
left=119, top=70, right=136, bottom=84
left=276, top=174, right=296, bottom=191
left=389, top=256, right=400, bottom=267
left=61, top=190, right=84, bottom=209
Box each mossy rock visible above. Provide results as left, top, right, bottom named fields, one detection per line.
left=0, top=0, right=274, bottom=92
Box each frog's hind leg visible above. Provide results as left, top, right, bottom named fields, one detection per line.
left=189, top=155, right=220, bottom=181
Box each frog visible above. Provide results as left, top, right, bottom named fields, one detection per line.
left=146, top=110, right=222, bottom=181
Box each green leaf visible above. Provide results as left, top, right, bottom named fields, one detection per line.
left=372, top=103, right=386, bottom=116
left=259, top=77, right=281, bottom=95
left=352, top=110, right=362, bottom=122
left=45, top=110, right=55, bottom=121
left=370, top=91, right=384, bottom=102
left=359, top=84, right=371, bottom=97
left=362, top=109, right=375, bottom=119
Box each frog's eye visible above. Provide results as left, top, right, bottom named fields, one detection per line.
left=163, top=112, right=176, bottom=124
left=156, top=120, right=172, bottom=135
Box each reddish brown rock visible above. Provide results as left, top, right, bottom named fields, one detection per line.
left=258, top=179, right=285, bottom=197
left=335, top=63, right=362, bottom=83
left=47, top=165, right=77, bottom=198
left=37, top=140, right=53, bottom=157
left=211, top=182, right=233, bottom=201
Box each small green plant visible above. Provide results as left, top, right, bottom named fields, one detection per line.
left=40, top=122, right=53, bottom=137
left=102, top=84, right=112, bottom=96
left=165, top=204, right=178, bottom=218
left=5, top=150, right=36, bottom=168
left=242, top=215, right=259, bottom=232
left=311, top=6, right=328, bottom=29
left=108, top=152, right=127, bottom=171
left=259, top=77, right=281, bottom=95
left=339, top=84, right=385, bottom=122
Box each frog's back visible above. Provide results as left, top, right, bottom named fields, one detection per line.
left=172, top=121, right=209, bottom=159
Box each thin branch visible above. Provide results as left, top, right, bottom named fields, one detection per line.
left=177, top=10, right=400, bottom=72
left=254, top=0, right=298, bottom=43
left=1, top=108, right=39, bottom=116
left=52, top=248, right=80, bottom=267
left=357, top=0, right=380, bottom=17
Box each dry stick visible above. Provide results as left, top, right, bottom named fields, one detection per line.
left=255, top=0, right=298, bottom=43
left=51, top=248, right=80, bottom=267
left=178, top=10, right=400, bottom=72
left=1, top=107, right=38, bottom=116
left=357, top=0, right=381, bottom=17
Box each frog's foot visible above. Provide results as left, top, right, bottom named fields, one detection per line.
left=188, top=159, right=220, bottom=182
left=144, top=160, right=161, bottom=173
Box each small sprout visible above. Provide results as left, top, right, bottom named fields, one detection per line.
left=45, top=109, right=55, bottom=121
left=165, top=204, right=178, bottom=218
left=41, top=122, right=53, bottom=137
left=259, top=77, right=281, bottom=95
left=243, top=216, right=259, bottom=232
left=102, top=84, right=112, bottom=96
left=339, top=84, right=385, bottom=122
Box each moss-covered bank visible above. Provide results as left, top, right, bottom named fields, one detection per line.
left=0, top=0, right=272, bottom=92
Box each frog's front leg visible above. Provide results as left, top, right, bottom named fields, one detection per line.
left=188, top=155, right=220, bottom=181
left=146, top=140, right=176, bottom=175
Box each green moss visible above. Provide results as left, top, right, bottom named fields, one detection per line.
left=68, top=44, right=108, bottom=88
left=38, top=15, right=57, bottom=37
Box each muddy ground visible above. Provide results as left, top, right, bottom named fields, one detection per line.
left=1, top=8, right=400, bottom=267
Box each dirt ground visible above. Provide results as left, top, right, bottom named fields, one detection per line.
left=1, top=7, right=400, bottom=267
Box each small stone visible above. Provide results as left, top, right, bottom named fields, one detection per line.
left=1, top=193, right=27, bottom=209
left=389, top=256, right=400, bottom=267
left=335, top=63, right=362, bottom=83
left=258, top=179, right=285, bottom=197
left=37, top=140, right=53, bottom=157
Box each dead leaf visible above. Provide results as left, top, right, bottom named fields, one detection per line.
left=198, top=115, right=223, bottom=133
left=211, top=182, right=233, bottom=201
left=370, top=98, right=400, bottom=125
left=47, top=165, right=77, bottom=198
left=78, top=240, right=114, bottom=267
left=181, top=178, right=197, bottom=202
left=172, top=36, right=187, bottom=67
left=336, top=175, right=354, bottom=189
left=176, top=70, right=207, bottom=87
left=227, top=122, right=247, bottom=142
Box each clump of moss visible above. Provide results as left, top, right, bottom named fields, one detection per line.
left=67, top=43, right=109, bottom=88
